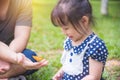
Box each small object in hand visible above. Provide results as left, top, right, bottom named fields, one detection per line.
left=32, top=56, right=43, bottom=61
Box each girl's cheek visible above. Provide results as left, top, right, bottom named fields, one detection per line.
left=61, top=30, right=67, bottom=35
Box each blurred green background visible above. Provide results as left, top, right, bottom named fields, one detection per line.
left=26, top=0, right=120, bottom=80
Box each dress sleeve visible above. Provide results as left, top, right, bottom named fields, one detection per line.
left=16, top=0, right=32, bottom=27
left=87, top=39, right=108, bottom=65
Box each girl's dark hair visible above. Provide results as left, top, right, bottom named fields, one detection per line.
left=51, top=0, right=94, bottom=35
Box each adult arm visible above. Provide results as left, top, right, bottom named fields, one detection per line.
left=0, top=41, right=48, bottom=70
left=0, top=41, right=20, bottom=64
left=9, top=0, right=32, bottom=52
left=9, top=26, right=31, bottom=52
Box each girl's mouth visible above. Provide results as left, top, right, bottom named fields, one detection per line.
left=69, top=36, right=73, bottom=39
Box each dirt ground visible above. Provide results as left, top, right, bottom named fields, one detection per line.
left=105, top=59, right=120, bottom=80
left=106, top=59, right=120, bottom=69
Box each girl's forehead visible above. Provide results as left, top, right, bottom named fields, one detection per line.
left=61, top=23, right=74, bottom=28
left=53, top=14, right=69, bottom=26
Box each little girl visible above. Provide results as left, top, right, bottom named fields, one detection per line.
left=51, top=0, right=108, bottom=80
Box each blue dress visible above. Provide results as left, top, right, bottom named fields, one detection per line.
left=61, top=32, right=108, bottom=80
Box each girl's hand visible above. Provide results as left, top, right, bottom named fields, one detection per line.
left=17, top=53, right=48, bottom=70
left=52, top=69, right=63, bottom=80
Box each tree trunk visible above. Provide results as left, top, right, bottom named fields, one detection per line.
left=101, top=0, right=108, bottom=15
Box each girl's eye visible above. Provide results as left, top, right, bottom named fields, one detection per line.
left=64, top=28, right=69, bottom=30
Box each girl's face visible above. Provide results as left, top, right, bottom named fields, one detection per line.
left=61, top=24, right=83, bottom=42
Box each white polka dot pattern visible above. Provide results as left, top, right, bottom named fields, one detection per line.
left=61, top=32, right=108, bottom=80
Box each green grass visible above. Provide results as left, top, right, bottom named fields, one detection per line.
left=26, top=0, right=120, bottom=80
left=28, top=1, right=64, bottom=52
left=91, top=1, right=120, bottom=59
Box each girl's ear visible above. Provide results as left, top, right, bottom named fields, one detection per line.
left=81, top=16, right=89, bottom=27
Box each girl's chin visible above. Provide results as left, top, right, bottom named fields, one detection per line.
left=69, top=37, right=80, bottom=42
left=72, top=38, right=82, bottom=43
left=70, top=38, right=77, bottom=42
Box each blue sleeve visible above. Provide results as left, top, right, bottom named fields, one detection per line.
left=87, top=38, right=108, bottom=65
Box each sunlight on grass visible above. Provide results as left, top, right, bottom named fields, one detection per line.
left=28, top=1, right=65, bottom=52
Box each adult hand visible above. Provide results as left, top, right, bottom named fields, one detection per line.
left=17, top=53, right=48, bottom=70
left=0, top=59, right=10, bottom=75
